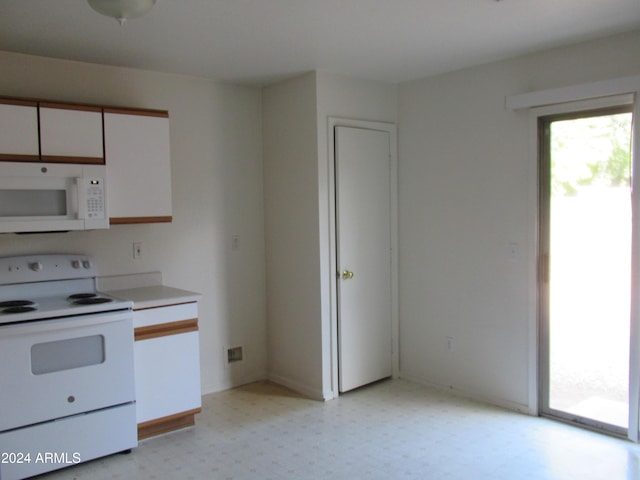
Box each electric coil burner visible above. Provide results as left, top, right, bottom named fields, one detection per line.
left=0, top=254, right=136, bottom=480
left=0, top=300, right=37, bottom=315
left=2, top=305, right=37, bottom=314
left=0, top=300, right=35, bottom=307
left=69, top=293, right=98, bottom=299
left=68, top=292, right=114, bottom=306
left=73, top=297, right=114, bottom=305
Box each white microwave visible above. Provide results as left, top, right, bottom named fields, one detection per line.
left=0, top=162, right=109, bottom=233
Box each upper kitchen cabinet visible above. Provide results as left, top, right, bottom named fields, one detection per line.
left=0, top=98, right=39, bottom=162
left=104, top=108, right=172, bottom=224
left=39, top=102, right=104, bottom=164
left=0, top=95, right=173, bottom=225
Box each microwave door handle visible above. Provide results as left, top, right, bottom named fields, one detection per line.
left=75, top=178, right=87, bottom=219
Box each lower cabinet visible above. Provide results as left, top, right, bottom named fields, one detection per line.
left=133, top=302, right=201, bottom=440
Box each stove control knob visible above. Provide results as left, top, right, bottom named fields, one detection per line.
left=71, top=260, right=81, bottom=269
left=29, top=262, right=43, bottom=272
left=82, top=260, right=91, bottom=269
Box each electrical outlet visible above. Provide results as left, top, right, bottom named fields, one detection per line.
left=133, top=242, right=143, bottom=259
left=446, top=336, right=454, bottom=352
left=231, top=235, right=240, bottom=251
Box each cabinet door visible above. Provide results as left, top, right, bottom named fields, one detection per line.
left=39, top=103, right=104, bottom=164
left=134, top=331, right=201, bottom=424
left=104, top=110, right=172, bottom=224
left=0, top=100, right=40, bottom=161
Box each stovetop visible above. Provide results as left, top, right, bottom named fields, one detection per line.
left=0, top=254, right=132, bottom=325
left=0, top=293, right=131, bottom=324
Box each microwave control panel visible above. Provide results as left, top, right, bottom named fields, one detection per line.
left=85, top=178, right=105, bottom=219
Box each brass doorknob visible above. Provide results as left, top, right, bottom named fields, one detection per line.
left=342, top=270, right=354, bottom=280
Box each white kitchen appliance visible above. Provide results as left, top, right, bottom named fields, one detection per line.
left=0, top=162, right=108, bottom=233
left=0, top=254, right=136, bottom=480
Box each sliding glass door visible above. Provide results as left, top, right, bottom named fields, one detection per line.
left=539, top=105, right=634, bottom=436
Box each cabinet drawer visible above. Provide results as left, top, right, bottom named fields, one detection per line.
left=133, top=302, right=197, bottom=329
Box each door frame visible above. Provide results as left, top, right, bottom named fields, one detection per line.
left=327, top=117, right=398, bottom=398
left=529, top=93, right=639, bottom=439
left=537, top=100, right=633, bottom=437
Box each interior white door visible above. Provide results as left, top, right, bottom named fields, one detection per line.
left=336, top=126, right=392, bottom=393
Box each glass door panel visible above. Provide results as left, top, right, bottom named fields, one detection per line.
left=540, top=107, right=633, bottom=435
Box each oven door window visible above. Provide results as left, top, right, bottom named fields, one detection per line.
left=0, top=189, right=67, bottom=217
left=31, top=335, right=105, bottom=375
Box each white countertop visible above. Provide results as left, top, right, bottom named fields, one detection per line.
left=105, top=285, right=201, bottom=310
left=99, top=273, right=201, bottom=310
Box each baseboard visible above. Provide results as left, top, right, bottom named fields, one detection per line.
left=267, top=372, right=326, bottom=401
left=200, top=371, right=269, bottom=396
left=399, top=372, right=536, bottom=416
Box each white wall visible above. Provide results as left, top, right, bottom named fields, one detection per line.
left=0, top=51, right=266, bottom=395
left=397, top=30, right=640, bottom=411
left=263, top=71, right=396, bottom=399
left=263, top=72, right=324, bottom=398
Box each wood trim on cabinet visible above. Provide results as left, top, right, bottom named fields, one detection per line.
left=0, top=97, right=38, bottom=107
left=110, top=216, right=173, bottom=225
left=103, top=107, right=169, bottom=118
left=0, top=154, right=40, bottom=162
left=0, top=95, right=169, bottom=118
left=134, top=318, right=199, bottom=341
left=38, top=102, right=102, bottom=113
left=41, top=155, right=105, bottom=165
left=137, top=408, right=201, bottom=440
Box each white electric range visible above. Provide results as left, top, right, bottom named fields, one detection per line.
left=0, top=254, right=136, bottom=480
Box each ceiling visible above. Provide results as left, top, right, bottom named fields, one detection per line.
left=1, top=0, right=640, bottom=86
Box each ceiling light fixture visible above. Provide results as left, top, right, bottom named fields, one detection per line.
left=87, top=0, right=157, bottom=25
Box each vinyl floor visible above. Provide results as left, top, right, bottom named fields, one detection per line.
left=38, top=378, right=640, bottom=480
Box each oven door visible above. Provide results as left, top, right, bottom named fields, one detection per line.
left=0, top=310, right=134, bottom=432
